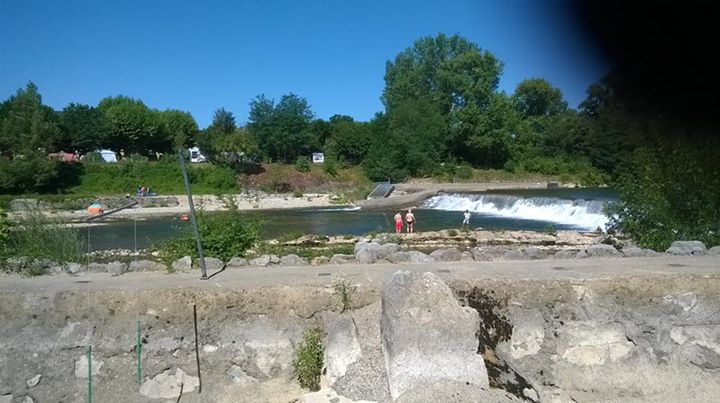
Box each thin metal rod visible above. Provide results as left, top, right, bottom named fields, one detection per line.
left=87, top=345, right=92, bottom=403
left=193, top=304, right=202, bottom=394
left=136, top=320, right=142, bottom=384
left=178, top=148, right=207, bottom=280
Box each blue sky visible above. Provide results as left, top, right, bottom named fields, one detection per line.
left=0, top=0, right=608, bottom=127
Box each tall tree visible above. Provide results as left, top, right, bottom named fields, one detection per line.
left=512, top=79, right=568, bottom=118
left=197, top=107, right=238, bottom=160
left=98, top=96, right=167, bottom=155
left=248, top=93, right=315, bottom=163
left=58, top=103, right=110, bottom=153
left=0, top=82, right=61, bottom=157
left=161, top=109, right=199, bottom=149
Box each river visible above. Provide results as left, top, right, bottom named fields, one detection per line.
left=83, top=187, right=617, bottom=251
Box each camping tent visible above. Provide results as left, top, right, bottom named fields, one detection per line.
left=97, top=149, right=118, bottom=163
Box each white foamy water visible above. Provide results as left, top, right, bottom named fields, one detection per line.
left=422, top=193, right=610, bottom=230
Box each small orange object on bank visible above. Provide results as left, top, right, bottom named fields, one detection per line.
left=180, top=214, right=189, bottom=221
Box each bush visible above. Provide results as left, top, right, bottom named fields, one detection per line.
left=0, top=157, right=83, bottom=194
left=456, top=164, right=474, bottom=180
left=3, top=210, right=83, bottom=264
left=605, top=142, right=720, bottom=250
left=323, top=156, right=338, bottom=177
left=295, top=156, right=311, bottom=173
left=157, top=211, right=260, bottom=262
left=293, top=327, right=324, bottom=391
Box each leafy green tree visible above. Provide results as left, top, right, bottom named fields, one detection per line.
left=323, top=115, right=372, bottom=165
left=161, top=109, right=199, bottom=149
left=0, top=82, right=61, bottom=156
left=197, top=107, right=237, bottom=160
left=58, top=103, right=110, bottom=153
left=512, top=79, right=568, bottom=118
left=248, top=93, right=316, bottom=163
left=606, top=139, right=720, bottom=250
left=98, top=96, right=168, bottom=155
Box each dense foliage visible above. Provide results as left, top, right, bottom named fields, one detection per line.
left=158, top=210, right=261, bottom=263
left=2, top=32, right=718, bottom=249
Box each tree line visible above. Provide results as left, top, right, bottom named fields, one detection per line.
left=1, top=33, right=717, bottom=250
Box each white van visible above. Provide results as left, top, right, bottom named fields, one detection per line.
left=188, top=147, right=207, bottom=163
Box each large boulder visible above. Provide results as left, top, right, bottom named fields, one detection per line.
left=585, top=244, right=620, bottom=257
left=524, top=247, right=549, bottom=260
left=666, top=241, right=707, bottom=256
left=380, top=271, right=489, bottom=399
left=329, top=254, right=355, bottom=265
left=553, top=249, right=578, bottom=259
left=354, top=242, right=399, bottom=264
left=709, top=246, right=720, bottom=256
left=470, top=246, right=505, bottom=261
left=171, top=256, right=192, bottom=272
left=324, top=316, right=362, bottom=385
left=226, top=257, right=248, bottom=269
left=310, top=256, right=330, bottom=266
left=429, top=248, right=462, bottom=262
left=387, top=251, right=434, bottom=264
left=249, top=255, right=280, bottom=266
left=279, top=254, right=309, bottom=266
left=128, top=260, right=166, bottom=272
left=621, top=247, right=662, bottom=258
left=502, top=250, right=527, bottom=260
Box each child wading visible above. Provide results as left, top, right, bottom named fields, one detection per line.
left=405, top=209, right=416, bottom=233
left=462, top=209, right=471, bottom=232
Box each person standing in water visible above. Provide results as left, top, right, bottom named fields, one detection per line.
left=394, top=211, right=403, bottom=233
left=405, top=209, right=416, bottom=233
left=462, top=209, right=471, bottom=232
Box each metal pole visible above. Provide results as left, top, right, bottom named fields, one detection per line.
left=178, top=148, right=208, bottom=280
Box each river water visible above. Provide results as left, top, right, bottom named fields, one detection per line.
left=83, top=187, right=617, bottom=251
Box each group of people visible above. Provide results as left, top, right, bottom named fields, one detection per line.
left=394, top=209, right=416, bottom=233
left=393, top=209, right=473, bottom=234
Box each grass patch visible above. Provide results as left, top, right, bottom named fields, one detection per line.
left=294, top=327, right=324, bottom=391
left=334, top=279, right=356, bottom=313
left=250, top=243, right=354, bottom=260
left=2, top=210, right=83, bottom=268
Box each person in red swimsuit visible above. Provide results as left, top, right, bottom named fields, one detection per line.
left=394, top=211, right=403, bottom=233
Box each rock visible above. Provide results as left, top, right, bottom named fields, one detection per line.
left=553, top=249, right=578, bottom=259
left=0, top=395, right=11, bottom=403
left=666, top=241, right=707, bottom=256
left=585, top=244, right=620, bottom=257
left=226, top=257, right=248, bottom=268
left=26, top=374, right=41, bottom=388
left=460, top=251, right=474, bottom=261
left=354, top=242, right=399, bottom=264
left=269, top=254, right=281, bottom=264
left=227, top=365, right=258, bottom=384
left=66, top=262, right=83, bottom=274
left=708, top=246, right=720, bottom=256
left=202, top=344, right=218, bottom=353
left=171, top=256, right=192, bottom=272
left=470, top=246, right=505, bottom=261
left=329, top=254, right=355, bottom=265
left=139, top=368, right=199, bottom=399
left=279, top=254, right=309, bottom=266
left=380, top=271, right=489, bottom=399
left=387, top=251, right=434, bottom=264
left=195, top=257, right=224, bottom=271
left=301, top=387, right=373, bottom=403
left=4, top=256, right=30, bottom=271
left=355, top=248, right=377, bottom=264
left=429, top=248, right=462, bottom=262
left=22, top=397, right=33, bottom=403
left=559, top=322, right=634, bottom=366
left=128, top=260, right=166, bottom=272
left=324, top=316, right=362, bottom=385
left=395, top=380, right=522, bottom=403
left=74, top=355, right=103, bottom=378
left=310, top=256, right=330, bottom=265
left=249, top=255, right=272, bottom=266
left=109, top=261, right=129, bottom=276
left=524, top=247, right=548, bottom=260
left=621, top=247, right=662, bottom=258
left=502, top=250, right=527, bottom=260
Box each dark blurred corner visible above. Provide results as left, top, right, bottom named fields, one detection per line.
left=570, top=1, right=720, bottom=135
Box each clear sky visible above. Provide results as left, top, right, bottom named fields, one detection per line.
left=0, top=0, right=608, bottom=128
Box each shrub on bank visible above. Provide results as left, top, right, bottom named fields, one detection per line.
left=157, top=210, right=261, bottom=263
left=1, top=210, right=83, bottom=269
left=294, top=327, right=324, bottom=391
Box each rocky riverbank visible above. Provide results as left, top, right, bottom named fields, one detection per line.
left=1, top=255, right=720, bottom=402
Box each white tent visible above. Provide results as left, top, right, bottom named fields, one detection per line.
left=97, top=149, right=117, bottom=163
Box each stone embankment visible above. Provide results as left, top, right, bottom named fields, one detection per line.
left=2, top=255, right=720, bottom=402
left=4, top=229, right=718, bottom=276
